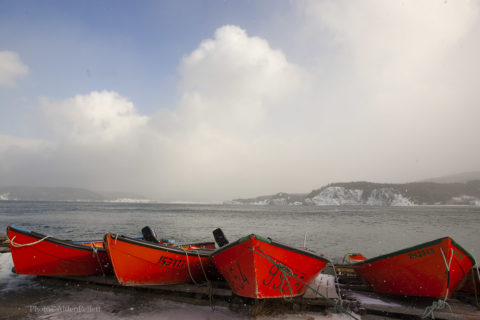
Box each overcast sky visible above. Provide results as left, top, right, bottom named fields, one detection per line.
left=1, top=1, right=479, bottom=202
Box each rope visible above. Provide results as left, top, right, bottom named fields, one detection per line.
left=181, top=247, right=216, bottom=311
left=249, top=246, right=359, bottom=320
left=194, top=250, right=215, bottom=311
left=89, top=243, right=106, bottom=279
left=114, top=233, right=118, bottom=245
left=422, top=299, right=452, bottom=319
left=195, top=250, right=210, bottom=284
left=251, top=246, right=294, bottom=301
left=181, top=248, right=201, bottom=285
left=421, top=247, right=453, bottom=319
left=326, top=257, right=344, bottom=306
left=8, top=235, right=51, bottom=247
left=472, top=266, right=479, bottom=309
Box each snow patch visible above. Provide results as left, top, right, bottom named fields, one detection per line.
left=0, top=253, right=36, bottom=293
left=305, top=186, right=414, bottom=206
left=0, top=192, right=11, bottom=200
left=367, top=188, right=414, bottom=206
left=449, top=195, right=480, bottom=205
left=309, top=187, right=363, bottom=205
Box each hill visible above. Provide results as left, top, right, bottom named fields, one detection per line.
left=227, top=180, right=480, bottom=206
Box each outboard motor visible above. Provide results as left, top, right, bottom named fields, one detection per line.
left=213, top=228, right=229, bottom=247
left=142, top=226, right=159, bottom=243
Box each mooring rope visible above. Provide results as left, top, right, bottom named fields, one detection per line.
left=421, top=247, right=453, bottom=319
left=8, top=235, right=51, bottom=247
left=180, top=247, right=216, bottom=310
left=249, top=246, right=360, bottom=320
left=472, top=266, right=480, bottom=309
left=89, top=243, right=106, bottom=279
left=326, top=257, right=344, bottom=306
left=181, top=248, right=201, bottom=285
left=250, top=246, right=294, bottom=301
left=194, top=249, right=216, bottom=311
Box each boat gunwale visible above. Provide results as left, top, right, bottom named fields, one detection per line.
left=7, top=225, right=105, bottom=253
left=211, top=233, right=329, bottom=264
left=104, top=233, right=213, bottom=258
left=352, top=236, right=475, bottom=266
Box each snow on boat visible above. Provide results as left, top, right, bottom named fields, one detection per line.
left=7, top=225, right=112, bottom=276
left=104, top=232, right=216, bottom=286
left=352, top=237, right=475, bottom=298
left=210, top=229, right=329, bottom=299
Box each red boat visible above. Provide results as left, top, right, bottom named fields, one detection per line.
left=7, top=225, right=112, bottom=276
left=458, top=266, right=479, bottom=294
left=343, top=253, right=367, bottom=264
left=352, top=237, right=475, bottom=298
left=211, top=229, right=329, bottom=299
left=104, top=233, right=216, bottom=286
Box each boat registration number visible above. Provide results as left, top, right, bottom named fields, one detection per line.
left=157, top=256, right=185, bottom=269
left=408, top=247, right=435, bottom=260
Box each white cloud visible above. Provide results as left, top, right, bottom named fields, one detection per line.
left=0, top=51, right=29, bottom=87
left=178, top=25, right=308, bottom=131
left=1, top=13, right=479, bottom=201
left=40, top=91, right=148, bottom=145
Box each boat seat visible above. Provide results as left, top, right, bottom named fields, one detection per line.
left=213, top=228, right=229, bottom=247
left=141, top=226, right=159, bottom=243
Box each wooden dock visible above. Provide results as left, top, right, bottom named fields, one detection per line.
left=39, top=264, right=480, bottom=319
left=1, top=243, right=479, bottom=319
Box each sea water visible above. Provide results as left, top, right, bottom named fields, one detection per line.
left=0, top=201, right=479, bottom=319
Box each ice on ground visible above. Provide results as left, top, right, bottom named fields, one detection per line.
left=347, top=292, right=403, bottom=308
left=304, top=274, right=339, bottom=299
left=0, top=252, right=36, bottom=293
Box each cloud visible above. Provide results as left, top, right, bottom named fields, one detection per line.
left=0, top=51, right=29, bottom=87
left=40, top=91, right=148, bottom=145
left=293, top=0, right=480, bottom=180
left=0, top=26, right=308, bottom=200
left=178, top=25, right=308, bottom=131
left=1, top=10, right=480, bottom=201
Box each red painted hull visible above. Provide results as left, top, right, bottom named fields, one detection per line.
left=104, top=233, right=215, bottom=286
left=211, top=234, right=329, bottom=299
left=353, top=237, right=475, bottom=298
left=7, top=226, right=112, bottom=276
left=458, top=266, right=480, bottom=294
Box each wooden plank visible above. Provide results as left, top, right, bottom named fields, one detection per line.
left=344, top=290, right=480, bottom=320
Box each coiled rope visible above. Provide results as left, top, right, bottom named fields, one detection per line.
left=249, top=246, right=359, bottom=320
left=421, top=247, right=453, bottom=319
left=8, top=235, right=51, bottom=247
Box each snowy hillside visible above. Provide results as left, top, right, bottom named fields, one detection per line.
left=228, top=180, right=480, bottom=206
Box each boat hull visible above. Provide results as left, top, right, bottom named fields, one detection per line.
left=104, top=233, right=215, bottom=286
left=7, top=226, right=112, bottom=276
left=211, top=234, right=329, bottom=299
left=353, top=237, right=475, bottom=298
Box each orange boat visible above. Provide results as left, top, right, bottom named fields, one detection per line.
left=352, top=237, right=475, bottom=298
left=343, top=253, right=367, bottom=264
left=104, top=233, right=216, bottom=286
left=458, top=266, right=479, bottom=294
left=7, top=225, right=112, bottom=276
left=211, top=229, right=329, bottom=299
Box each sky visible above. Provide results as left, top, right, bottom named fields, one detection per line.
left=0, top=0, right=479, bottom=202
